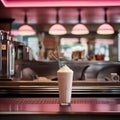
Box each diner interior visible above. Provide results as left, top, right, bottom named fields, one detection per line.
left=2, top=3, right=120, bottom=81
left=0, top=0, right=120, bottom=93
left=1, top=1, right=120, bottom=62
left=0, top=0, right=120, bottom=89
left=0, top=0, right=120, bottom=120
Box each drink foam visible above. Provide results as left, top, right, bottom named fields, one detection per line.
left=57, top=65, right=73, bottom=72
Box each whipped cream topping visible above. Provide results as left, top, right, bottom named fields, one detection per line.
left=57, top=65, right=73, bottom=72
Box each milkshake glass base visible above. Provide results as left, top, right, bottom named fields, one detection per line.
left=60, top=102, right=71, bottom=106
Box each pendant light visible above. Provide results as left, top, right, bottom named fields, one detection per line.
left=71, top=9, right=89, bottom=35
left=18, top=11, right=35, bottom=36
left=49, top=8, right=67, bottom=35
left=97, top=8, right=114, bottom=35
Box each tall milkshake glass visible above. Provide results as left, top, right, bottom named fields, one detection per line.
left=57, top=65, right=73, bottom=106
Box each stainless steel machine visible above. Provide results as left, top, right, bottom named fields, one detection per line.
left=0, top=30, right=15, bottom=80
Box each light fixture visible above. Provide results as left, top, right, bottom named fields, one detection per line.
left=95, top=39, right=114, bottom=45
left=71, top=9, right=89, bottom=35
left=49, top=8, right=67, bottom=35
left=97, top=8, right=114, bottom=35
left=18, top=11, right=35, bottom=36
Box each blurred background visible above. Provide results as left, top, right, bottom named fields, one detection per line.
left=0, top=0, right=120, bottom=61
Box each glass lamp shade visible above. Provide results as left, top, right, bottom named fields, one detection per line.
left=97, top=23, right=114, bottom=35
left=71, top=24, right=89, bottom=35
left=18, top=24, right=35, bottom=36
left=49, top=23, right=67, bottom=35
left=11, top=30, right=19, bottom=36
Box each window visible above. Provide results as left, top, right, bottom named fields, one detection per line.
left=60, top=37, right=88, bottom=60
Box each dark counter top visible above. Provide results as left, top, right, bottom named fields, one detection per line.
left=15, top=60, right=120, bottom=81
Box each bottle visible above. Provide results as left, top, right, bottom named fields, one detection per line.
left=7, top=33, right=15, bottom=79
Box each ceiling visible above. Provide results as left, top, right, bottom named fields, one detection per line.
left=0, top=0, right=120, bottom=32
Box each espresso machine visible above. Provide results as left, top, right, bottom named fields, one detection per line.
left=14, top=41, right=33, bottom=61
left=0, top=30, right=15, bottom=80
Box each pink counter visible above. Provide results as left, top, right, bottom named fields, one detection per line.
left=0, top=98, right=120, bottom=114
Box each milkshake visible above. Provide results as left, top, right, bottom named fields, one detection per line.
left=57, top=65, right=73, bottom=105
